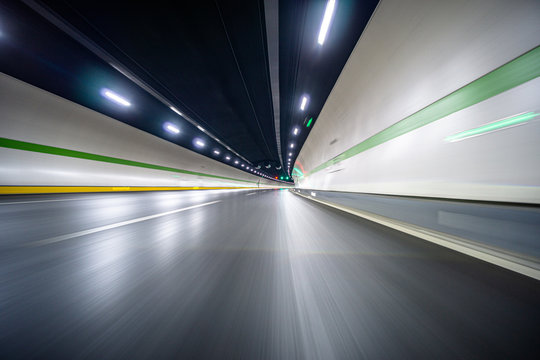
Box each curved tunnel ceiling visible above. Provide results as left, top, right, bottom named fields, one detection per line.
left=0, top=0, right=378, bottom=180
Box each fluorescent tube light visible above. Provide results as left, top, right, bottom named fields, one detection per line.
left=164, top=123, right=180, bottom=134
left=102, top=89, right=131, bottom=107
left=318, top=0, right=336, bottom=45
left=300, top=96, right=308, bottom=111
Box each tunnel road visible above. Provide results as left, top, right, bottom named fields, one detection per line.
left=1, top=189, right=539, bottom=359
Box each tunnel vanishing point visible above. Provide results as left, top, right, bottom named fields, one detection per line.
left=1, top=0, right=540, bottom=359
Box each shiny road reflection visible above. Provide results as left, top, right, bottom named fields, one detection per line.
left=1, top=189, right=539, bottom=359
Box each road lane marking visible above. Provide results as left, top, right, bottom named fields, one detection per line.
left=246, top=192, right=257, bottom=196
left=28, top=200, right=222, bottom=246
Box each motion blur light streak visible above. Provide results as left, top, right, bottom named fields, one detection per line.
left=445, top=111, right=540, bottom=142
left=318, top=0, right=336, bottom=45
left=101, top=89, right=131, bottom=107
left=169, top=106, right=182, bottom=116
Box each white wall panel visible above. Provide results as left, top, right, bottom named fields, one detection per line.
left=295, top=0, right=540, bottom=203
left=0, top=73, right=278, bottom=189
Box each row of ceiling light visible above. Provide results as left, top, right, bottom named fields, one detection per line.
left=100, top=88, right=278, bottom=180
left=286, top=0, right=336, bottom=176
left=100, top=0, right=336, bottom=182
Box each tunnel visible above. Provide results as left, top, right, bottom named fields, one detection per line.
left=1, top=0, right=540, bottom=358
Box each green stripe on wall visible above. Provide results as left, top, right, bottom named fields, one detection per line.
left=0, top=137, right=256, bottom=184
left=305, top=45, right=540, bottom=177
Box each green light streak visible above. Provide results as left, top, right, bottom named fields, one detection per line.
left=292, top=167, right=304, bottom=177
left=306, top=118, right=313, bottom=127
left=304, top=45, right=540, bottom=177
left=445, top=112, right=539, bottom=142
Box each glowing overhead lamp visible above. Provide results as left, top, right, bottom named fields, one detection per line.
left=101, top=89, right=131, bottom=107
left=194, top=139, right=205, bottom=147
left=300, top=96, right=308, bottom=111
left=164, top=122, right=180, bottom=134
left=318, top=0, right=336, bottom=45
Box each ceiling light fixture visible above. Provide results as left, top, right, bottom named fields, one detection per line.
left=101, top=89, right=131, bottom=107
left=293, top=127, right=299, bottom=135
left=300, top=96, right=308, bottom=111
left=213, top=150, right=220, bottom=155
left=290, top=143, right=295, bottom=148
left=194, top=139, right=205, bottom=147
left=164, top=122, right=180, bottom=134
left=197, top=125, right=205, bottom=132
left=318, top=0, right=336, bottom=45
left=225, top=156, right=231, bottom=160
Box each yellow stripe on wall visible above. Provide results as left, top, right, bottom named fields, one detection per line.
left=0, top=186, right=261, bottom=194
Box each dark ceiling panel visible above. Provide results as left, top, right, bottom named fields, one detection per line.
left=279, top=0, right=379, bottom=174
left=0, top=0, right=378, bottom=181
left=38, top=0, right=278, bottom=164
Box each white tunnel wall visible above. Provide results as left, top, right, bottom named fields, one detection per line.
left=294, top=0, right=540, bottom=204
left=0, top=73, right=280, bottom=189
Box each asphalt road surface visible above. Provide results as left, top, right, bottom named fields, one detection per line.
left=1, top=189, right=539, bottom=359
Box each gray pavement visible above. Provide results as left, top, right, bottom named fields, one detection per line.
left=0, top=189, right=539, bottom=359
